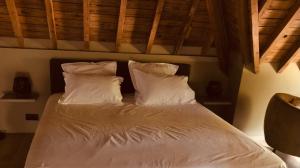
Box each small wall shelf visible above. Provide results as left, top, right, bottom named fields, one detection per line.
left=0, top=92, right=39, bottom=103
left=198, top=96, right=234, bottom=124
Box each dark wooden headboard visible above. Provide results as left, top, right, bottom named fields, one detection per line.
left=50, top=58, right=191, bottom=94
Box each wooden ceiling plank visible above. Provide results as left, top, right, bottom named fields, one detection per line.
left=174, top=0, right=200, bottom=55
left=259, top=0, right=272, bottom=19
left=278, top=40, right=300, bottom=73
left=83, top=0, right=90, bottom=50
left=44, top=0, right=57, bottom=49
left=206, top=0, right=228, bottom=72
left=250, top=0, right=260, bottom=73
left=5, top=0, right=24, bottom=47
left=260, top=0, right=300, bottom=61
left=145, top=0, right=165, bottom=54
left=116, top=0, right=127, bottom=51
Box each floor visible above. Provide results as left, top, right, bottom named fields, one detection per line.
left=0, top=134, right=33, bottom=168
left=0, top=134, right=299, bottom=168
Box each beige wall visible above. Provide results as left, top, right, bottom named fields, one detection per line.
left=234, top=63, right=300, bottom=139
left=0, top=48, right=227, bottom=133
left=0, top=37, right=217, bottom=56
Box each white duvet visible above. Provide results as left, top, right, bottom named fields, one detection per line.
left=25, top=94, right=286, bottom=168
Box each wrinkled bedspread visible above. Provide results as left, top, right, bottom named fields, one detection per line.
left=25, top=94, right=286, bottom=168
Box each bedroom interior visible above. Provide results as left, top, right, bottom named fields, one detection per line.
left=0, top=0, right=300, bottom=167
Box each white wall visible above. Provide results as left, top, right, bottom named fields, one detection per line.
left=234, top=63, right=300, bottom=139
left=0, top=48, right=227, bottom=133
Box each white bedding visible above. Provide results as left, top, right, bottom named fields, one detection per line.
left=25, top=94, right=286, bottom=168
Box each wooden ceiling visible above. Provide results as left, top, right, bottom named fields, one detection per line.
left=250, top=0, right=300, bottom=73
left=0, top=0, right=299, bottom=73
left=0, top=0, right=215, bottom=53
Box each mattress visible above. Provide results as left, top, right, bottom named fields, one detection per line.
left=25, top=94, right=286, bottom=168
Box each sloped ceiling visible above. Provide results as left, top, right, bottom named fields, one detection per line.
left=250, top=0, right=300, bottom=73
left=0, top=0, right=216, bottom=55
left=0, top=0, right=299, bottom=73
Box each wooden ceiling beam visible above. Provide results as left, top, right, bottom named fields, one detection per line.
left=250, top=0, right=260, bottom=73
left=259, top=0, right=272, bottom=19
left=260, top=0, right=300, bottom=61
left=116, top=0, right=127, bottom=52
left=277, top=40, right=300, bottom=73
left=206, top=0, right=228, bottom=72
left=83, top=0, right=90, bottom=50
left=44, top=0, right=57, bottom=49
left=5, top=0, right=24, bottom=48
left=145, top=0, right=165, bottom=54
left=174, top=0, right=200, bottom=55
left=237, top=0, right=252, bottom=65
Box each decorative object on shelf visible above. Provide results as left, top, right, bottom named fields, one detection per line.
left=206, top=80, right=223, bottom=98
left=13, top=72, right=32, bottom=98
left=0, top=72, right=38, bottom=103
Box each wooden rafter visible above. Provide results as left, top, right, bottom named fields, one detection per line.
left=206, top=0, right=228, bottom=72
left=250, top=0, right=260, bottom=73
left=278, top=40, right=300, bottom=73
left=146, top=0, right=165, bottom=54
left=5, top=0, right=24, bottom=48
left=174, top=0, right=200, bottom=54
left=237, top=0, right=252, bottom=65
left=83, top=0, right=90, bottom=50
left=44, top=0, right=57, bottom=49
left=260, top=0, right=300, bottom=61
left=116, top=0, right=127, bottom=51
left=259, top=0, right=272, bottom=19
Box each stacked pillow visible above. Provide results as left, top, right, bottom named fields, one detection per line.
left=128, top=60, right=196, bottom=106
left=59, top=61, right=123, bottom=105
left=59, top=60, right=196, bottom=106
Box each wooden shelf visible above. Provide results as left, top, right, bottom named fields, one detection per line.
left=202, top=101, right=232, bottom=106
left=0, top=92, right=39, bottom=103
left=198, top=96, right=232, bottom=105
left=197, top=96, right=234, bottom=124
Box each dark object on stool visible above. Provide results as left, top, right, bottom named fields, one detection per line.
left=13, top=72, right=32, bottom=98
left=206, top=81, right=223, bottom=98
left=0, top=131, right=5, bottom=140
left=265, top=93, right=300, bottom=157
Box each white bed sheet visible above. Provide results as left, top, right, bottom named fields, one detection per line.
left=25, top=94, right=286, bottom=168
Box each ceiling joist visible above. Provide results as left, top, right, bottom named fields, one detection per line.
left=116, top=0, right=127, bottom=52
left=250, top=0, right=260, bottom=73
left=44, top=0, right=57, bottom=49
left=174, top=0, right=200, bottom=55
left=206, top=0, right=228, bottom=72
left=278, top=40, right=300, bottom=73
left=146, top=0, right=165, bottom=54
left=5, top=0, right=24, bottom=48
left=83, top=0, right=90, bottom=50
left=260, top=0, right=300, bottom=62
left=258, top=0, right=272, bottom=19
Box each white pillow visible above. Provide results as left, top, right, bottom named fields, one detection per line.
left=128, top=60, right=179, bottom=90
left=133, top=69, right=196, bottom=105
left=59, top=73, right=123, bottom=105
left=61, top=61, right=117, bottom=75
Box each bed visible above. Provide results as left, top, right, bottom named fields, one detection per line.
left=25, top=59, right=286, bottom=168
